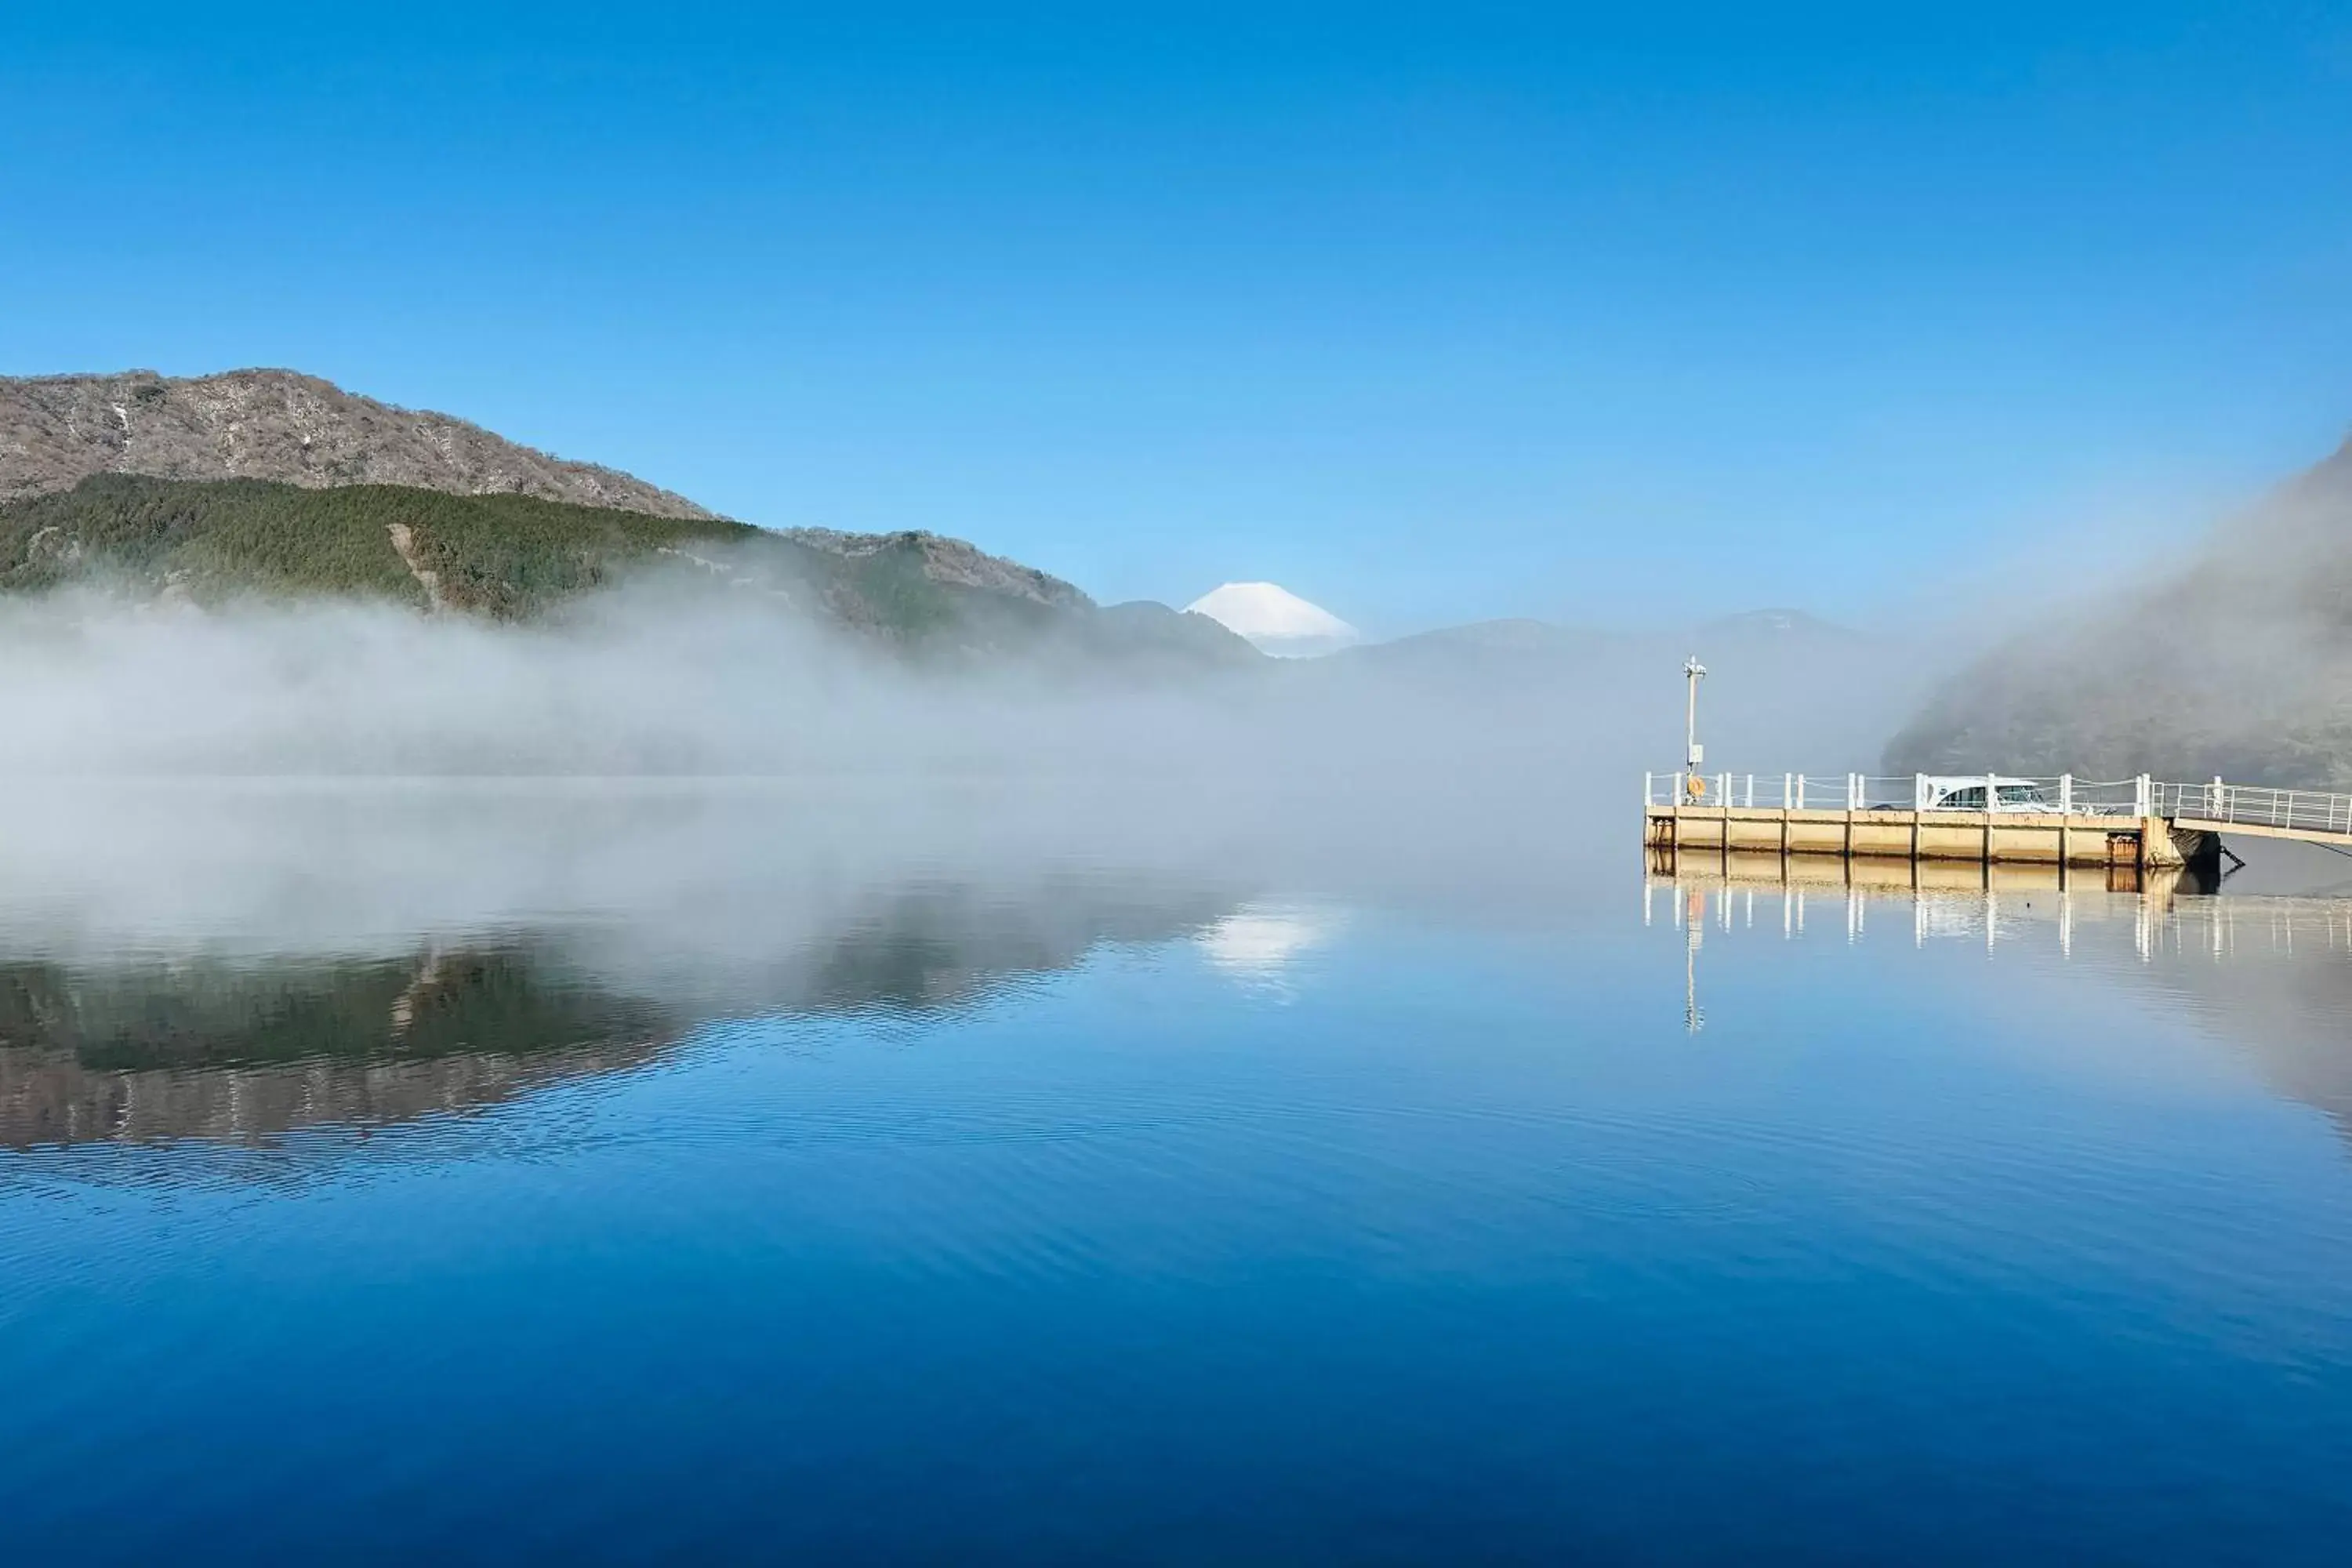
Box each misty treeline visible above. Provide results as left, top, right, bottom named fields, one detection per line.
left=0, top=578, right=1929, bottom=801
left=0, top=583, right=1207, bottom=777
left=0, top=473, right=1955, bottom=791
left=1887, top=437, right=2352, bottom=786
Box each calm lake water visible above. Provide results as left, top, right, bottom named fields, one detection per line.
left=3, top=786, right=2350, bottom=1564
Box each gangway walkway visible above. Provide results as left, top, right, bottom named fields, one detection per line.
left=2150, top=779, right=2352, bottom=849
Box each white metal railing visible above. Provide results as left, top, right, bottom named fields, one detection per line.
left=2152, top=778, right=2352, bottom=837
left=1642, top=772, right=1922, bottom=810
left=1644, top=770, right=2352, bottom=839
left=1642, top=771, right=2120, bottom=812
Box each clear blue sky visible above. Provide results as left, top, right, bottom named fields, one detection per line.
left=4, top=3, right=2348, bottom=634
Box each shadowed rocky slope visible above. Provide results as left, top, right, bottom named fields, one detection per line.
left=1, top=368, right=710, bottom=517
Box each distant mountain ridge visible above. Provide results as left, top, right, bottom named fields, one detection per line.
left=1313, top=606, right=1914, bottom=768
left=1335, top=607, right=1858, bottom=669
left=0, top=368, right=710, bottom=517
left=784, top=524, right=1087, bottom=612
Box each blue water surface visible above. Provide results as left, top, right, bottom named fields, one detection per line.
left=2, top=836, right=2350, bottom=1565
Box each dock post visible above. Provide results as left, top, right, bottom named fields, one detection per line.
left=2135, top=774, right=2153, bottom=870
left=2059, top=774, right=2074, bottom=866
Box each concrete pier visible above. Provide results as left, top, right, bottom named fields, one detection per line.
left=1644, top=802, right=2195, bottom=870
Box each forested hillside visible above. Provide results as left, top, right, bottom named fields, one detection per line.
left=0, top=474, right=1258, bottom=670
left=1886, top=436, right=2352, bottom=784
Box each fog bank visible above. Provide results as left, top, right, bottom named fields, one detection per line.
left=0, top=581, right=1933, bottom=816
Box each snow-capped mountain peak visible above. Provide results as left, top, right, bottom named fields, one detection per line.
left=1183, top=582, right=1359, bottom=655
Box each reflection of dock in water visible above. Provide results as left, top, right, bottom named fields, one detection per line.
left=1650, top=844, right=2169, bottom=896
left=1647, top=848, right=2352, bottom=1148
left=1652, top=844, right=2352, bottom=965
left=1647, top=846, right=2190, bottom=961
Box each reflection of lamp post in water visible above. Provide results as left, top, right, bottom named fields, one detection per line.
left=1684, top=887, right=1706, bottom=1033
left=1682, top=655, right=1708, bottom=803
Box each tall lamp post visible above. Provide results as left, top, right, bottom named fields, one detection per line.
left=1682, top=655, right=1707, bottom=803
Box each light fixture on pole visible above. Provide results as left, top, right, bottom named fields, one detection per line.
left=1682, top=655, right=1707, bottom=802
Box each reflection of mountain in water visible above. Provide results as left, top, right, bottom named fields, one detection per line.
left=2132, top=900, right=2352, bottom=1148
left=0, top=873, right=1238, bottom=1150
left=0, top=947, right=671, bottom=1149
left=790, top=877, right=1232, bottom=1014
